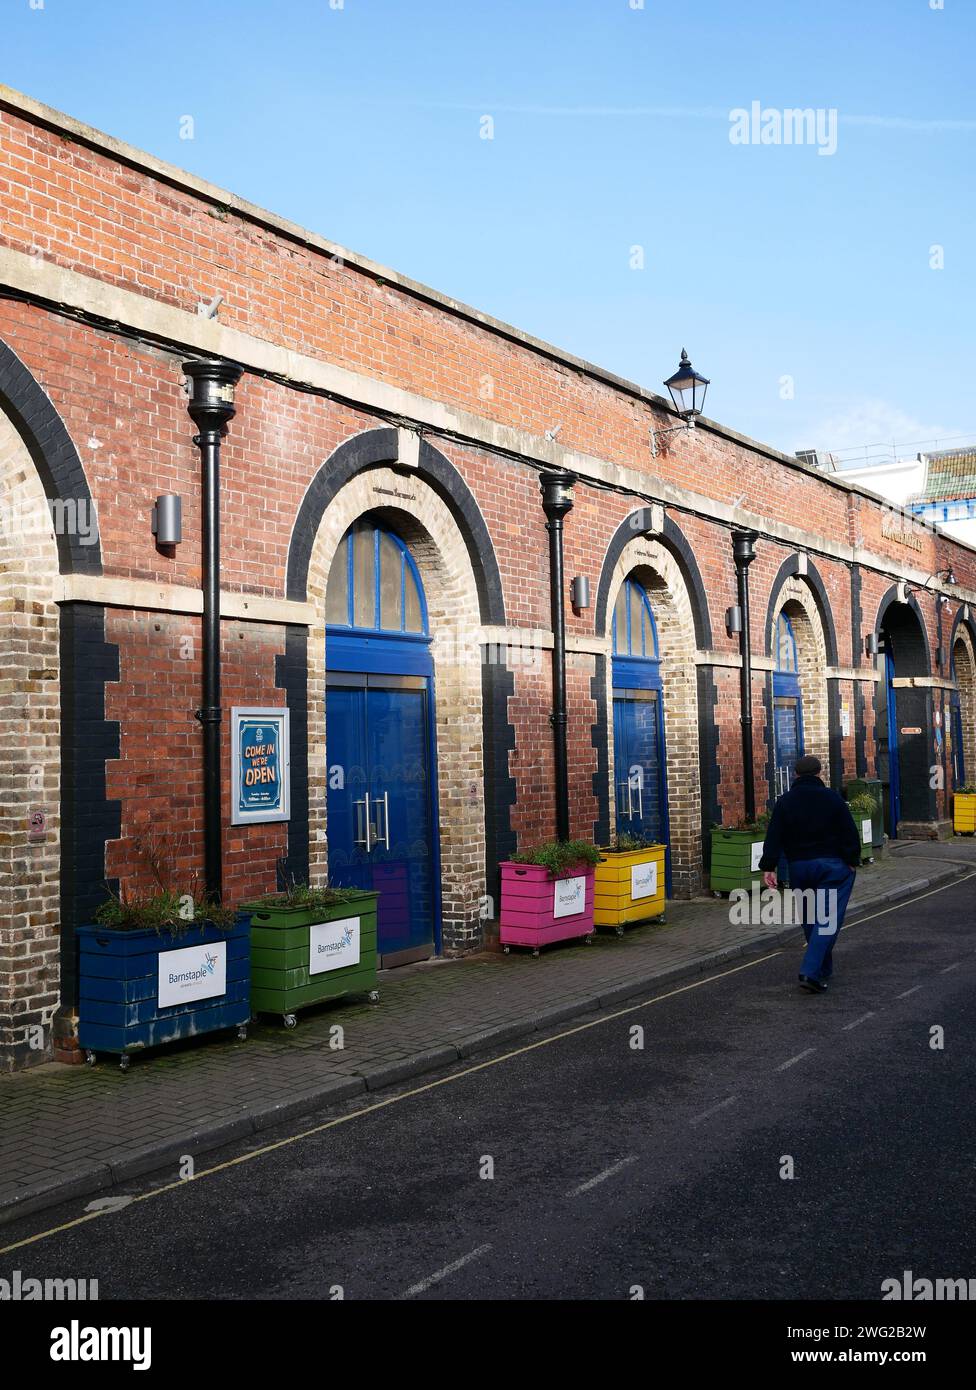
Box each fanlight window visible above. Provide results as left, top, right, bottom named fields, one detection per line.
left=326, top=520, right=426, bottom=634
left=776, top=612, right=799, bottom=673
left=612, top=580, right=659, bottom=660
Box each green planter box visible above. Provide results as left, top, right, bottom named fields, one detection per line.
left=709, top=828, right=767, bottom=895
left=844, top=778, right=884, bottom=862
left=241, top=890, right=379, bottom=1027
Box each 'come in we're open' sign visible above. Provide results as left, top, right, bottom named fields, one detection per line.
left=231, top=707, right=291, bottom=825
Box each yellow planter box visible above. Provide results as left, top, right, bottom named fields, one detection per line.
left=594, top=844, right=667, bottom=934
left=953, top=792, right=976, bottom=834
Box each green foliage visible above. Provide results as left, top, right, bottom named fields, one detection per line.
left=607, top=830, right=655, bottom=853
left=511, top=839, right=602, bottom=877
left=848, top=791, right=880, bottom=819
left=728, top=811, right=770, bottom=834
left=956, top=784, right=976, bottom=796
left=94, top=888, right=236, bottom=935
left=251, top=881, right=362, bottom=910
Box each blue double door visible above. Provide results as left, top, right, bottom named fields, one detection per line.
left=325, top=675, right=437, bottom=965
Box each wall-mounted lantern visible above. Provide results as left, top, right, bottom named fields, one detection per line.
left=570, top=576, right=590, bottom=610
left=725, top=605, right=743, bottom=636
left=652, top=350, right=710, bottom=457
left=865, top=634, right=879, bottom=658
left=152, top=494, right=182, bottom=547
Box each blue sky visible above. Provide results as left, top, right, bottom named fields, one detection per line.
left=3, top=0, right=973, bottom=461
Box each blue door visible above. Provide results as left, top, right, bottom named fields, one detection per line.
left=324, top=520, right=439, bottom=965
left=876, top=648, right=901, bottom=836
left=326, top=679, right=436, bottom=962
left=611, top=580, right=671, bottom=893
left=772, top=612, right=805, bottom=797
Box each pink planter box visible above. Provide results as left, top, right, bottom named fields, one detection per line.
left=499, top=861, right=595, bottom=951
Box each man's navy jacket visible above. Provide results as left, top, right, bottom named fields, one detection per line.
left=758, top=774, right=862, bottom=872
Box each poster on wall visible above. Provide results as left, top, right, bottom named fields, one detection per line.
left=231, top=707, right=291, bottom=825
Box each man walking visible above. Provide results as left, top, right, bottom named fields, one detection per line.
left=759, top=755, right=862, bottom=993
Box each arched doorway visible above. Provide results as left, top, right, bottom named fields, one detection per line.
left=875, top=597, right=932, bottom=836
left=324, top=517, right=440, bottom=966
left=950, top=621, right=976, bottom=789
left=766, top=570, right=832, bottom=799
left=611, top=578, right=671, bottom=889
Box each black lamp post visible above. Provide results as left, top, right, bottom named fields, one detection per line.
left=731, top=529, right=759, bottom=823
left=541, top=469, right=576, bottom=842
left=182, top=358, right=243, bottom=904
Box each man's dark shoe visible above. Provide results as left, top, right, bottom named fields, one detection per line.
left=798, top=975, right=828, bottom=994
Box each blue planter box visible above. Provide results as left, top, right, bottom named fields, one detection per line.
left=78, top=916, right=251, bottom=1066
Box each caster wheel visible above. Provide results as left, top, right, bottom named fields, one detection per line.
left=119, top=1055, right=130, bottom=1073
left=368, top=990, right=380, bottom=1004
left=615, top=926, right=625, bottom=938
left=502, top=945, right=511, bottom=955
left=532, top=948, right=540, bottom=958
left=657, top=916, right=667, bottom=925
left=85, top=1050, right=97, bottom=1068
left=584, top=934, right=594, bottom=946
left=236, top=1024, right=248, bottom=1041
left=283, top=1014, right=298, bottom=1030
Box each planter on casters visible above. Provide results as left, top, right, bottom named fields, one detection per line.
left=709, top=828, right=767, bottom=896
left=594, top=843, right=666, bottom=935
left=78, top=915, right=251, bottom=1071
left=499, top=862, right=595, bottom=956
left=244, top=889, right=379, bottom=1027
left=953, top=790, right=976, bottom=835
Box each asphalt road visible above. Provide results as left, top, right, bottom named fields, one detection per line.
left=2, top=874, right=975, bottom=1302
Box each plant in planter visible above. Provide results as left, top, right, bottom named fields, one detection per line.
left=500, top=840, right=601, bottom=956
left=594, top=831, right=667, bottom=936
left=953, top=784, right=976, bottom=835
left=847, top=790, right=882, bottom=864
left=709, top=812, right=771, bottom=897
left=844, top=778, right=885, bottom=859
left=241, top=864, right=380, bottom=1026
left=78, top=830, right=251, bottom=1071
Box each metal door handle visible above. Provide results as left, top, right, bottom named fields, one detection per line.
left=618, top=781, right=633, bottom=818
left=374, top=791, right=390, bottom=850
left=354, top=794, right=372, bottom=851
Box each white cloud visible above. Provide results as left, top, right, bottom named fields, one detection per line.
left=799, top=399, right=968, bottom=464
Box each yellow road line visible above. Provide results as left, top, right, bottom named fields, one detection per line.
left=2, top=870, right=972, bottom=1257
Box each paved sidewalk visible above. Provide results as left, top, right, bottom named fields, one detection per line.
left=1, top=842, right=973, bottom=1225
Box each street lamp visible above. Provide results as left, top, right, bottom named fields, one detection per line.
left=182, top=358, right=244, bottom=904
left=540, top=470, right=576, bottom=842
left=652, top=349, right=710, bottom=456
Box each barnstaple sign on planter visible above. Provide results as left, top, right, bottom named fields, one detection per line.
left=553, top=875, right=587, bottom=918
left=158, top=940, right=227, bottom=1007
left=231, top=707, right=290, bottom=825
left=309, top=917, right=361, bottom=974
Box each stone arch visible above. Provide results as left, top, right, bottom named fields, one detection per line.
left=0, top=336, right=101, bottom=575
left=287, top=428, right=505, bottom=624
left=767, top=573, right=832, bottom=781
left=303, top=463, right=490, bottom=955
left=595, top=512, right=712, bottom=649
left=874, top=586, right=935, bottom=829
left=950, top=618, right=976, bottom=787
left=0, top=403, right=62, bottom=1069
left=602, top=533, right=703, bottom=897
left=764, top=555, right=839, bottom=666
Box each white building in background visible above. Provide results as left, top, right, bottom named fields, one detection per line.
left=799, top=445, right=976, bottom=547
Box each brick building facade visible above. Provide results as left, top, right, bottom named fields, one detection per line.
left=2, top=86, right=975, bottom=1070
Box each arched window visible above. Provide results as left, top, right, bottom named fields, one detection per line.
left=326, top=520, right=427, bottom=635
left=612, top=580, right=659, bottom=660
left=776, top=612, right=799, bottom=673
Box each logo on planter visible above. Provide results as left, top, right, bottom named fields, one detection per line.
left=631, top=860, right=658, bottom=899
left=751, top=842, right=764, bottom=872
left=553, top=875, right=586, bottom=919
left=158, top=941, right=227, bottom=1008
left=310, top=916, right=361, bottom=974
left=862, top=818, right=872, bottom=844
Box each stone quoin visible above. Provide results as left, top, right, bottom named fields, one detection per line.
left=1, top=85, right=975, bottom=1070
